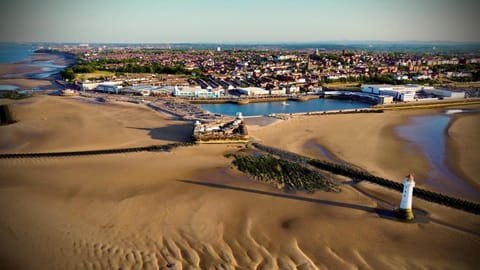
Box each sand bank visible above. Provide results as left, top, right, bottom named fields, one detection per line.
left=250, top=110, right=433, bottom=184
left=0, top=51, right=73, bottom=91
left=0, top=63, right=41, bottom=77
left=0, top=97, right=479, bottom=269
left=446, top=109, right=480, bottom=190
left=0, top=78, right=53, bottom=90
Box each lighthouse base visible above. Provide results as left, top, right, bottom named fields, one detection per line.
left=397, top=208, right=414, bottom=221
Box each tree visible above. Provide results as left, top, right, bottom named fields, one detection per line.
left=61, top=68, right=75, bottom=81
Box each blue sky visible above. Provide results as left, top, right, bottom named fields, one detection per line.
left=0, top=0, right=479, bottom=43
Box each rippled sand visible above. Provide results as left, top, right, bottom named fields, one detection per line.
left=0, top=96, right=479, bottom=269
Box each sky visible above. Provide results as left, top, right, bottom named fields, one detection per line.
left=0, top=0, right=479, bottom=43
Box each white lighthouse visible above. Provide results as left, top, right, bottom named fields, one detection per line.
left=398, top=173, right=415, bottom=220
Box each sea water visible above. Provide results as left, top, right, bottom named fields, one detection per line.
left=0, top=43, right=36, bottom=63
left=396, top=110, right=480, bottom=199
left=0, top=43, right=67, bottom=80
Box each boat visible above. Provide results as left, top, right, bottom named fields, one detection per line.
left=281, top=101, right=289, bottom=106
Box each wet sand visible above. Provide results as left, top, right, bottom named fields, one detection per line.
left=0, top=52, right=72, bottom=90
left=0, top=96, right=479, bottom=269
left=446, top=109, right=480, bottom=190
left=251, top=110, right=433, bottom=184
left=0, top=78, right=54, bottom=90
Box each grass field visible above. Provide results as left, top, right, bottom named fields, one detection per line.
left=323, top=82, right=361, bottom=90
left=75, top=71, right=115, bottom=81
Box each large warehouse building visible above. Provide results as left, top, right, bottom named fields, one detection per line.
left=361, top=84, right=465, bottom=102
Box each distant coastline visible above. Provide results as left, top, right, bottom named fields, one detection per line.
left=0, top=45, right=76, bottom=91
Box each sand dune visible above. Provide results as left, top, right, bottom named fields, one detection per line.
left=0, top=96, right=479, bottom=269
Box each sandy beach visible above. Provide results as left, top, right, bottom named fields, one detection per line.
left=0, top=95, right=479, bottom=269
left=250, top=107, right=480, bottom=197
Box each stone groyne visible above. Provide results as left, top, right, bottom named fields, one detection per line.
left=252, top=143, right=480, bottom=215
left=0, top=143, right=194, bottom=159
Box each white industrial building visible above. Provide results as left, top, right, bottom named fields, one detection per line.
left=96, top=83, right=123, bottom=94
left=80, top=80, right=123, bottom=91
left=361, top=84, right=465, bottom=102
left=173, top=86, right=224, bottom=98
left=422, top=86, right=465, bottom=98
left=237, top=87, right=270, bottom=96
left=285, top=85, right=300, bottom=94
left=121, top=84, right=164, bottom=96
left=270, top=88, right=287, bottom=95
left=323, top=91, right=393, bottom=104
left=361, top=84, right=420, bottom=102
left=79, top=80, right=99, bottom=90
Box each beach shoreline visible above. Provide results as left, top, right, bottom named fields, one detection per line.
left=0, top=50, right=75, bottom=91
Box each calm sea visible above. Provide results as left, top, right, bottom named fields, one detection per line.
left=200, top=98, right=370, bottom=116
left=0, top=43, right=36, bottom=63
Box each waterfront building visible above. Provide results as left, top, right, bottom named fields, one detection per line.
left=237, top=87, right=270, bottom=96
left=79, top=80, right=100, bottom=90
left=323, top=91, right=389, bottom=104
left=362, top=84, right=420, bottom=102
left=422, top=86, right=465, bottom=98
left=286, top=86, right=300, bottom=94
left=173, top=86, right=224, bottom=98
left=270, top=88, right=287, bottom=95
left=121, top=84, right=161, bottom=96
left=96, top=83, right=123, bottom=94
left=362, top=84, right=465, bottom=102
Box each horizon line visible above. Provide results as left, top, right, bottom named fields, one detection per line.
left=3, top=40, right=480, bottom=45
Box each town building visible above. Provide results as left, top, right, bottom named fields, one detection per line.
left=361, top=84, right=420, bottom=102
left=96, top=83, right=123, bottom=94
left=237, top=87, right=270, bottom=96
left=173, top=86, right=224, bottom=98
left=422, top=86, right=465, bottom=98
left=361, top=84, right=465, bottom=102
